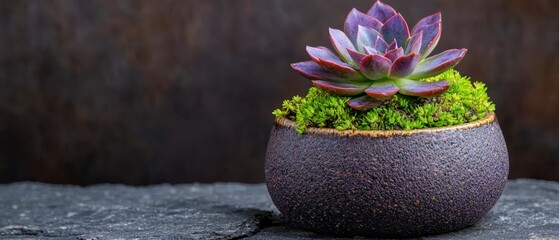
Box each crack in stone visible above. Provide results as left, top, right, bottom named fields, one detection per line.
left=228, top=212, right=282, bottom=240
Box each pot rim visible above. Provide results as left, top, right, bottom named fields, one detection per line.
left=275, top=112, right=497, bottom=137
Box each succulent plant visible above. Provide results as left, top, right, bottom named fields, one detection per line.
left=291, top=1, right=467, bottom=111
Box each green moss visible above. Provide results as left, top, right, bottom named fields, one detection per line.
left=273, top=69, right=495, bottom=134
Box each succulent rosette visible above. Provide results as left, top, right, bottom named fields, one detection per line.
left=291, top=1, right=468, bottom=111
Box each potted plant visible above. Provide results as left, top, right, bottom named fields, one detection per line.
left=265, top=1, right=509, bottom=238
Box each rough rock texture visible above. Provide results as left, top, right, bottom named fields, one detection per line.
left=0, top=183, right=276, bottom=239
left=0, top=179, right=558, bottom=239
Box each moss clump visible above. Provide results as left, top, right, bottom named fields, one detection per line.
left=272, top=69, right=495, bottom=134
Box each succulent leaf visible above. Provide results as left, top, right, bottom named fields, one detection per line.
left=356, top=26, right=382, bottom=53
left=389, top=53, right=420, bottom=78
left=393, top=78, right=450, bottom=97
left=405, top=31, right=423, bottom=54
left=374, top=37, right=389, bottom=53
left=347, top=48, right=368, bottom=64
left=312, top=80, right=371, bottom=96
left=384, top=47, right=404, bottom=62
left=306, top=46, right=342, bottom=64
left=329, top=28, right=358, bottom=66
left=381, top=14, right=410, bottom=48
left=408, top=49, right=467, bottom=79
left=365, top=79, right=400, bottom=99
left=387, top=39, right=398, bottom=51
left=291, top=61, right=353, bottom=82
left=412, top=12, right=442, bottom=34
left=414, top=21, right=442, bottom=59
left=347, top=95, right=385, bottom=111
left=318, top=61, right=363, bottom=81
left=364, top=46, right=380, bottom=55
left=345, top=9, right=383, bottom=43
left=359, top=54, right=392, bottom=80
left=367, top=1, right=397, bottom=23
left=306, top=46, right=359, bottom=78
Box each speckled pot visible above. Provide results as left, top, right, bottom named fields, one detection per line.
left=265, top=112, right=509, bottom=238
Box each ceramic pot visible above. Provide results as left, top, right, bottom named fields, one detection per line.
left=265, top=112, right=508, bottom=238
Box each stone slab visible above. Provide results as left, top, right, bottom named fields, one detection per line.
left=0, top=179, right=558, bottom=239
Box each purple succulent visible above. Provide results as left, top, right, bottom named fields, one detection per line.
left=291, top=1, right=467, bottom=111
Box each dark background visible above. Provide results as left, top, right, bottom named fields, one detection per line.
left=0, top=0, right=558, bottom=185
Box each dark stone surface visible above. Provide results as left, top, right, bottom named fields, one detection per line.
left=0, top=179, right=558, bottom=239
left=265, top=116, right=509, bottom=237
left=0, top=183, right=275, bottom=239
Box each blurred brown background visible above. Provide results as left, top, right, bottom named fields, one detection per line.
left=0, top=0, right=557, bottom=185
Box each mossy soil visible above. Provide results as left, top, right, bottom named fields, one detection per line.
left=273, top=69, right=495, bottom=134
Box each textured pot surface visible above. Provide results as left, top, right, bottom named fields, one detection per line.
left=265, top=112, right=509, bottom=238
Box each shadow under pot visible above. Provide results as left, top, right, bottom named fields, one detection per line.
left=265, top=112, right=509, bottom=238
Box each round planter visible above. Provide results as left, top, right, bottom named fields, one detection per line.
left=265, top=112, right=509, bottom=238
